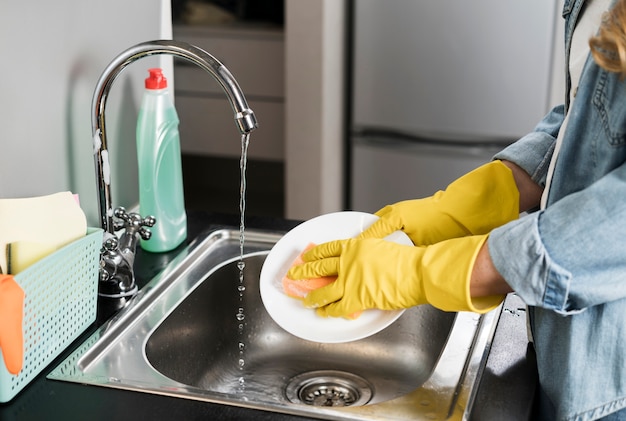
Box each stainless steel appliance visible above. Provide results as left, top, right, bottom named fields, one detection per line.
left=350, top=0, right=562, bottom=211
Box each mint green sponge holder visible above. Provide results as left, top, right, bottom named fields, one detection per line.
left=0, top=228, right=103, bottom=402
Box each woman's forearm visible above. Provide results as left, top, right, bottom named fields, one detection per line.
left=470, top=241, right=513, bottom=297
left=500, top=160, right=544, bottom=212
left=470, top=160, right=541, bottom=297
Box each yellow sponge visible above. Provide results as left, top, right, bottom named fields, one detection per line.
left=0, top=192, right=87, bottom=274
left=6, top=241, right=61, bottom=274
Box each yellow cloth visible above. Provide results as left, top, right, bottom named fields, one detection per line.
left=0, top=192, right=87, bottom=274
left=359, top=161, right=520, bottom=245
left=287, top=234, right=503, bottom=318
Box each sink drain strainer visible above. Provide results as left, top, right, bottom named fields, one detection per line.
left=285, top=370, right=373, bottom=407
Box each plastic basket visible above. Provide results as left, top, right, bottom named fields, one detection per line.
left=0, top=228, right=103, bottom=402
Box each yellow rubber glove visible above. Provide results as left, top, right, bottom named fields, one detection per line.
left=359, top=160, right=520, bottom=246
left=286, top=235, right=504, bottom=318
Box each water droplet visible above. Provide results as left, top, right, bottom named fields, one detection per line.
left=238, top=285, right=246, bottom=292
left=237, top=261, right=246, bottom=271
left=238, top=358, right=245, bottom=368
left=236, top=307, right=245, bottom=321
left=238, top=342, right=245, bottom=351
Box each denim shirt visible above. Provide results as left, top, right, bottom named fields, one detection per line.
left=489, top=0, right=626, bottom=419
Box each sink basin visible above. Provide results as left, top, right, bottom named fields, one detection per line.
left=49, top=227, right=499, bottom=420
left=146, top=251, right=454, bottom=406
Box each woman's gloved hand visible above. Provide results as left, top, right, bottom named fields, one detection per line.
left=359, top=160, right=520, bottom=245
left=286, top=235, right=504, bottom=318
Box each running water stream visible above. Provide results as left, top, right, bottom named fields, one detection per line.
left=236, top=133, right=250, bottom=395
left=239, top=133, right=250, bottom=264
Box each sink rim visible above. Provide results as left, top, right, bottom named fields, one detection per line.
left=48, top=226, right=500, bottom=421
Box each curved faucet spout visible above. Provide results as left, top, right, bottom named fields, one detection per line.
left=92, top=39, right=258, bottom=234
left=91, top=40, right=257, bottom=298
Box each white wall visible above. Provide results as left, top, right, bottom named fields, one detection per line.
left=0, top=1, right=173, bottom=226
left=284, top=0, right=347, bottom=220
left=549, top=0, right=566, bottom=109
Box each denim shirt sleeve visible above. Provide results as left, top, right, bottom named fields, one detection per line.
left=488, top=49, right=626, bottom=315
left=493, top=104, right=564, bottom=188
left=489, top=163, right=626, bottom=315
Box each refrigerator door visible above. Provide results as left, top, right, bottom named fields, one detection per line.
left=350, top=1, right=560, bottom=211
left=351, top=137, right=502, bottom=213
left=352, top=0, right=559, bottom=139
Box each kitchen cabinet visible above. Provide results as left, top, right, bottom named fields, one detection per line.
left=171, top=1, right=349, bottom=220
left=172, top=24, right=285, bottom=161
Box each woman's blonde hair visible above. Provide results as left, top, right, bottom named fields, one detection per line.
left=590, top=0, right=626, bottom=74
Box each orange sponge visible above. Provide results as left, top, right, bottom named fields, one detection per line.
left=282, top=243, right=337, bottom=299
left=0, top=275, right=24, bottom=375
left=282, top=243, right=361, bottom=320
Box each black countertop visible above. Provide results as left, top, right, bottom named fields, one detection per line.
left=0, top=212, right=537, bottom=421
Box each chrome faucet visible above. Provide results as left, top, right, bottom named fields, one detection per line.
left=98, top=208, right=155, bottom=297
left=92, top=40, right=258, bottom=298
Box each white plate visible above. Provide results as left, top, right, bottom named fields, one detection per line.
left=260, top=211, right=412, bottom=343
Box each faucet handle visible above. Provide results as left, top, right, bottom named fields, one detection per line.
left=98, top=207, right=155, bottom=298
left=112, top=207, right=156, bottom=241
left=136, top=215, right=156, bottom=241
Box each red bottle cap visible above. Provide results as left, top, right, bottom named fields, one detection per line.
left=145, top=68, right=168, bottom=89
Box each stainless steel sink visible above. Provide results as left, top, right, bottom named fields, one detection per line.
left=48, top=227, right=500, bottom=420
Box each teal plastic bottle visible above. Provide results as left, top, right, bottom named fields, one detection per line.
left=136, top=68, right=187, bottom=252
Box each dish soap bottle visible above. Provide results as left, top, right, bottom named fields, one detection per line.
left=136, top=68, right=186, bottom=252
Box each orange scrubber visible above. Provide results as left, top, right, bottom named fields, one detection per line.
left=0, top=275, right=24, bottom=375
left=282, top=243, right=361, bottom=320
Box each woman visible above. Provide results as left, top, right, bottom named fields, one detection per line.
left=288, top=0, right=626, bottom=419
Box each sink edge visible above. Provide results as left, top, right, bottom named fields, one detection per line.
left=48, top=226, right=501, bottom=421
